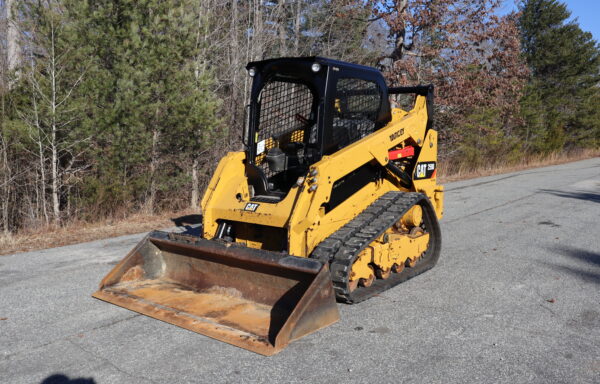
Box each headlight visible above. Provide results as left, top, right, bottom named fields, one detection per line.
left=248, top=67, right=257, bottom=77
left=311, top=63, right=321, bottom=73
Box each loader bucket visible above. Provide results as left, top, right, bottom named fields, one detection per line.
left=92, top=231, right=339, bottom=355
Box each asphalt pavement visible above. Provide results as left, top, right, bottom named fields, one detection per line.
left=1, top=158, right=599, bottom=384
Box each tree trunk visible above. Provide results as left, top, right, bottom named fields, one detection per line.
left=6, top=0, right=21, bottom=74
left=390, top=0, right=408, bottom=62
left=278, top=0, right=287, bottom=56
left=51, top=139, right=59, bottom=223
left=191, top=157, right=199, bottom=208
left=30, top=69, right=49, bottom=225
left=37, top=126, right=49, bottom=225
left=148, top=128, right=160, bottom=215
left=50, top=18, right=60, bottom=224
left=226, top=0, right=238, bottom=142
left=294, top=0, right=301, bottom=55
left=253, top=1, right=264, bottom=61
left=0, top=131, right=9, bottom=234
left=0, top=35, right=8, bottom=233
left=50, top=132, right=59, bottom=223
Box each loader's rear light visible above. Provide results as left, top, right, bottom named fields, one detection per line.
left=248, top=67, right=257, bottom=77
left=388, top=146, right=415, bottom=160
left=311, top=63, right=321, bottom=73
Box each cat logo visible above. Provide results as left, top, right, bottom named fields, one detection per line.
left=414, top=161, right=436, bottom=180
left=244, top=202, right=260, bottom=212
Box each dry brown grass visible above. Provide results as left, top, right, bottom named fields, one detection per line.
left=1, top=149, right=598, bottom=256
left=0, top=209, right=196, bottom=256
left=437, top=148, right=599, bottom=183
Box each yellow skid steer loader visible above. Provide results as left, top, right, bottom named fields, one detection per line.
left=93, top=57, right=444, bottom=355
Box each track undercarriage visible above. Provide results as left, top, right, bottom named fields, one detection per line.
left=311, top=192, right=441, bottom=303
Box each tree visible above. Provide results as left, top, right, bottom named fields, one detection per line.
left=16, top=0, right=92, bottom=224
left=6, top=0, right=591, bottom=237
left=305, top=1, right=377, bottom=64
left=519, top=0, right=600, bottom=151
left=0, top=0, right=9, bottom=233
left=66, top=0, right=224, bottom=214
left=373, top=0, right=529, bottom=164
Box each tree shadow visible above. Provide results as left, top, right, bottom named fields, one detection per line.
left=539, top=189, right=600, bottom=203
left=544, top=245, right=600, bottom=285
left=171, top=214, right=202, bottom=226
left=171, top=214, right=203, bottom=236
left=554, top=246, right=600, bottom=267
left=40, top=374, right=96, bottom=384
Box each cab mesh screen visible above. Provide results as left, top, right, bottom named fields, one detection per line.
left=255, top=80, right=313, bottom=177
left=331, top=78, right=381, bottom=151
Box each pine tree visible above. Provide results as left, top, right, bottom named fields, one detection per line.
left=65, top=0, right=223, bottom=214
left=519, top=0, right=600, bottom=151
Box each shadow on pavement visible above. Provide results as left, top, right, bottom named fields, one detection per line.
left=40, top=374, right=96, bottom=384
left=545, top=245, right=600, bottom=285
left=171, top=214, right=202, bottom=226
left=171, top=214, right=203, bottom=236
left=552, top=246, right=600, bottom=267
left=539, top=189, right=600, bottom=203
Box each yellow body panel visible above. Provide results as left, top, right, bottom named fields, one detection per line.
left=412, top=129, right=444, bottom=219
left=201, top=94, right=444, bottom=258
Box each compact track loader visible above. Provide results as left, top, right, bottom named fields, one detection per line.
left=93, top=57, right=444, bottom=355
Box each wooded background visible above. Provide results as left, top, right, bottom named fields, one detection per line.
left=0, top=0, right=598, bottom=235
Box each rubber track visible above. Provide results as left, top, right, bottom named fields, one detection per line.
left=310, top=191, right=442, bottom=303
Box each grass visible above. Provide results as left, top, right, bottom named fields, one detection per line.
left=437, top=148, right=599, bottom=183
left=1, top=149, right=598, bottom=256
left=0, top=210, right=194, bottom=256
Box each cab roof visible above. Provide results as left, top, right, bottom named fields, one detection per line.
left=246, top=56, right=383, bottom=77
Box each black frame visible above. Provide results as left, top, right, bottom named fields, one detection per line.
left=322, top=67, right=390, bottom=155
left=242, top=57, right=435, bottom=199
left=245, top=57, right=392, bottom=166
left=246, top=58, right=327, bottom=164
left=388, top=84, right=434, bottom=131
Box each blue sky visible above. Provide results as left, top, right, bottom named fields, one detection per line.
left=499, top=1, right=600, bottom=41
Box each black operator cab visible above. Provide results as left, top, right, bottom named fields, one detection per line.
left=244, top=57, right=391, bottom=202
